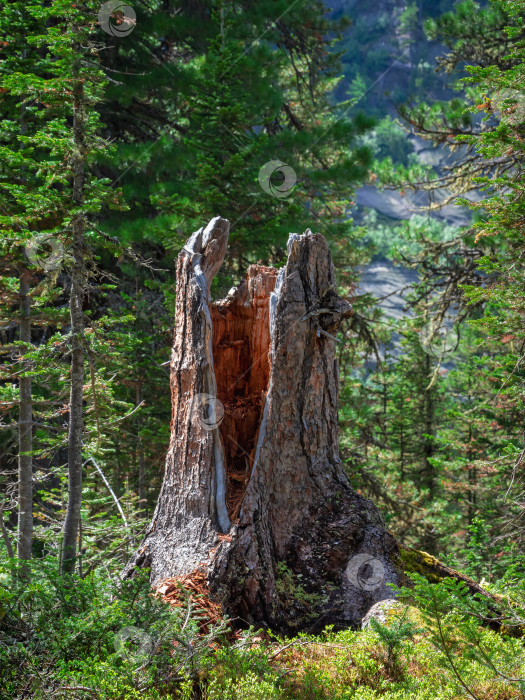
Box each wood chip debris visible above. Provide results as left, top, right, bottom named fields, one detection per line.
left=155, top=570, right=223, bottom=633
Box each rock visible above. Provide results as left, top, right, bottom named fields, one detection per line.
left=357, top=259, right=418, bottom=321
left=355, top=185, right=473, bottom=226
left=361, top=598, right=401, bottom=629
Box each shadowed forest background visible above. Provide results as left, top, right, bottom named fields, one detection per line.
left=0, top=0, right=524, bottom=697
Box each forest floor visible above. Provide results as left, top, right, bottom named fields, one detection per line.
left=199, top=617, right=523, bottom=700
left=2, top=561, right=523, bottom=700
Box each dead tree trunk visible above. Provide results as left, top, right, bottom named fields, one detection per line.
left=124, top=216, right=402, bottom=631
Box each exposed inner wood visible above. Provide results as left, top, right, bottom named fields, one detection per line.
left=211, top=265, right=277, bottom=521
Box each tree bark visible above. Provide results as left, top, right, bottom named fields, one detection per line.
left=18, top=267, right=33, bottom=563
left=124, top=217, right=406, bottom=631
left=61, top=75, right=86, bottom=575
left=136, top=384, right=146, bottom=516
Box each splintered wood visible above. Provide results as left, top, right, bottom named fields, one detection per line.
left=211, top=264, right=278, bottom=521
left=155, top=570, right=223, bottom=633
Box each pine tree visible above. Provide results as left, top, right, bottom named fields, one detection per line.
left=96, top=0, right=374, bottom=275
left=0, top=0, right=124, bottom=573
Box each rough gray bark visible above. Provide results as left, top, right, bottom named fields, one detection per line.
left=61, top=74, right=86, bottom=575
left=137, top=385, right=146, bottom=516
left=0, top=505, right=14, bottom=558
left=124, top=217, right=401, bottom=632
left=124, top=217, right=232, bottom=580
left=209, top=231, right=400, bottom=631
left=17, top=267, right=33, bottom=563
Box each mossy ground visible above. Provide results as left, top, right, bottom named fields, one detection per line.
left=33, top=604, right=522, bottom=699
left=201, top=606, right=524, bottom=700
left=2, top=560, right=523, bottom=700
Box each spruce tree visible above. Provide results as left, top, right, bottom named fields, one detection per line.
left=0, top=0, right=122, bottom=573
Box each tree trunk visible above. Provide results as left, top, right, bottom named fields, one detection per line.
left=124, top=216, right=406, bottom=631
left=137, top=384, right=146, bottom=516
left=61, top=75, right=86, bottom=575
left=18, top=267, right=33, bottom=564
left=124, top=217, right=504, bottom=631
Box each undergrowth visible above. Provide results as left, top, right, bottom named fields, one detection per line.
left=0, top=553, right=524, bottom=699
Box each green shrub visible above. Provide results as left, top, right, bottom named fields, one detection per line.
left=0, top=556, right=226, bottom=698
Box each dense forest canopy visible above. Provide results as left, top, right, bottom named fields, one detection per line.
left=0, top=0, right=524, bottom=698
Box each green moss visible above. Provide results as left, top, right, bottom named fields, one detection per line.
left=274, top=562, right=325, bottom=624
left=396, top=548, right=524, bottom=638
left=397, top=547, right=445, bottom=584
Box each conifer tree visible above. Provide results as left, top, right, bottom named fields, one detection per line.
left=0, top=0, right=120, bottom=572
left=96, top=0, right=374, bottom=276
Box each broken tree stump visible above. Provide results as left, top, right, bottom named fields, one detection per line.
left=123, top=217, right=408, bottom=631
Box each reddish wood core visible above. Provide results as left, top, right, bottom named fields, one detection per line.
left=211, top=265, right=277, bottom=521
